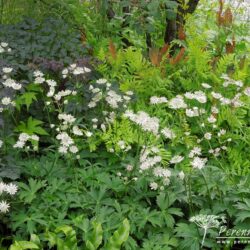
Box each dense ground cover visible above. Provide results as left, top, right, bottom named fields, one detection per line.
left=0, top=0, right=250, bottom=249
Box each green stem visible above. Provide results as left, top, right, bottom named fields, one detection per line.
left=201, top=169, right=212, bottom=208
left=202, top=227, right=207, bottom=247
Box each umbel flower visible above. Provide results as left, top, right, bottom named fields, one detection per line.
left=190, top=214, right=225, bottom=246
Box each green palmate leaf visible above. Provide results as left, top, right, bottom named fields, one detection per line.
left=25, top=83, right=43, bottom=93
left=15, top=117, right=48, bottom=135
left=105, top=219, right=130, bottom=250
left=86, top=220, right=103, bottom=250
left=15, top=92, right=37, bottom=111
left=10, top=241, right=39, bottom=250
left=55, top=225, right=78, bottom=250
left=19, top=178, right=47, bottom=204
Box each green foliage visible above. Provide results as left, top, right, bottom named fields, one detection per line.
left=0, top=1, right=250, bottom=250
left=15, top=117, right=48, bottom=136
left=106, top=219, right=130, bottom=250
left=10, top=219, right=130, bottom=250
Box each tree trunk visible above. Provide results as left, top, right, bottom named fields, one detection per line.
left=164, top=0, right=200, bottom=44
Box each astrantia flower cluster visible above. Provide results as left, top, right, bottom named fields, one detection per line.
left=88, top=79, right=133, bottom=110
left=139, top=147, right=162, bottom=171
left=161, top=127, right=176, bottom=139
left=150, top=96, right=168, bottom=105
left=184, top=91, right=207, bottom=103
left=62, top=63, right=91, bottom=78
left=56, top=132, right=78, bottom=154
left=139, top=146, right=172, bottom=189
left=168, top=95, right=187, bottom=109
left=0, top=181, right=18, bottom=213
left=124, top=110, right=159, bottom=135
left=33, top=70, right=45, bottom=84
left=13, top=133, right=39, bottom=150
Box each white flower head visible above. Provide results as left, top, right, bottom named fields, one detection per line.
left=191, top=157, right=207, bottom=169
left=169, top=95, right=187, bottom=109
left=170, top=155, right=184, bottom=164
left=0, top=201, right=10, bottom=213
left=204, top=132, right=212, bottom=140
left=150, top=96, right=168, bottom=105
left=161, top=127, right=176, bottom=139
left=150, top=182, right=158, bottom=190
left=201, top=83, right=212, bottom=89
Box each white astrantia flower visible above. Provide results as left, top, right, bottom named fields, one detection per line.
left=1, top=42, right=8, bottom=47
left=0, top=182, right=7, bottom=194
left=153, top=167, right=171, bottom=178
left=150, top=96, right=168, bottom=104
left=58, top=113, right=76, bottom=125
left=218, top=129, right=226, bottom=137
left=168, top=95, right=187, bottom=109
left=231, top=95, right=243, bottom=108
left=2, top=78, right=22, bottom=90
left=69, top=145, right=78, bottom=154
left=150, top=182, right=158, bottom=190
left=72, top=126, right=83, bottom=136
left=117, top=140, right=126, bottom=149
left=84, top=67, right=91, bottom=73
left=179, top=171, right=185, bottom=180
left=46, top=80, right=57, bottom=87
left=0, top=201, right=10, bottom=213
left=34, top=76, right=45, bottom=84
left=126, top=164, right=133, bottom=171
left=209, top=149, right=214, bottom=154
left=194, top=91, right=207, bottom=103
left=0, top=139, right=3, bottom=148
left=161, top=127, right=176, bottom=139
left=62, top=68, right=68, bottom=75
left=204, top=132, right=212, bottom=140
left=30, top=135, right=39, bottom=141
left=101, top=124, right=106, bottom=132
left=211, top=91, right=222, bottom=99
left=124, top=110, right=159, bottom=135
left=140, top=155, right=162, bottom=170
left=191, top=157, right=207, bottom=169
left=4, top=183, right=18, bottom=195
left=244, top=87, right=250, bottom=96
left=56, top=132, right=74, bottom=147
left=91, top=88, right=100, bottom=94
left=221, top=74, right=243, bottom=88
left=54, top=90, right=72, bottom=101
left=73, top=67, right=84, bottom=75
left=170, top=155, right=184, bottom=164
left=211, top=106, right=219, bottom=114
left=33, top=70, right=44, bottom=77
left=139, top=147, right=162, bottom=171
left=220, top=97, right=231, bottom=105
left=85, top=131, right=93, bottom=137
left=96, top=78, right=107, bottom=84
left=2, top=67, right=13, bottom=74
left=189, top=147, right=202, bottom=158
left=105, top=90, right=123, bottom=109
left=184, top=91, right=207, bottom=103
left=125, top=91, right=133, bottom=96
left=185, top=108, right=199, bottom=117
left=88, top=101, right=97, bottom=108
left=1, top=97, right=12, bottom=105
left=207, top=115, right=216, bottom=123
left=201, top=83, right=212, bottom=89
